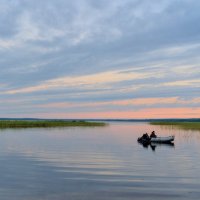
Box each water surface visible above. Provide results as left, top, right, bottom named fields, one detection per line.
left=0, top=122, right=199, bottom=200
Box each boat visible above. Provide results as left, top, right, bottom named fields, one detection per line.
left=150, top=136, right=174, bottom=143
left=137, top=135, right=175, bottom=145
left=137, top=137, right=150, bottom=146
left=150, top=142, right=175, bottom=148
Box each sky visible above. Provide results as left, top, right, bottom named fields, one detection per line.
left=0, top=0, right=200, bottom=119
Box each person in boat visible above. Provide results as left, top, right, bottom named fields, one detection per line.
left=138, top=133, right=150, bottom=143
left=142, top=133, right=150, bottom=140
left=150, top=131, right=157, bottom=138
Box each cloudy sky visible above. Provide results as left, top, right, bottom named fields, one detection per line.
left=0, top=0, right=200, bottom=119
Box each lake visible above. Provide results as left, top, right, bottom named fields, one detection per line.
left=0, top=122, right=199, bottom=200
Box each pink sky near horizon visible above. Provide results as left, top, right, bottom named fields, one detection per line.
left=0, top=1, right=200, bottom=119
left=46, top=108, right=200, bottom=119
left=3, top=107, right=199, bottom=119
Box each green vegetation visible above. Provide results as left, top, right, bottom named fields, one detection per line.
left=0, top=120, right=106, bottom=129
left=150, top=121, right=200, bottom=131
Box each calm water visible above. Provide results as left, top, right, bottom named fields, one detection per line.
left=0, top=122, right=200, bottom=200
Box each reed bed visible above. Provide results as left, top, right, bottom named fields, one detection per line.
left=150, top=121, right=200, bottom=131
left=0, top=120, right=106, bottom=129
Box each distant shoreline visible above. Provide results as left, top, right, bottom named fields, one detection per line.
left=0, top=118, right=200, bottom=122
left=150, top=121, right=200, bottom=131
left=0, top=120, right=106, bottom=129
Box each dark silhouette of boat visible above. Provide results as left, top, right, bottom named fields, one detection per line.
left=138, top=134, right=175, bottom=145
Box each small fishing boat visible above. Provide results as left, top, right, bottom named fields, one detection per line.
left=138, top=134, right=174, bottom=145
left=150, top=136, right=174, bottom=143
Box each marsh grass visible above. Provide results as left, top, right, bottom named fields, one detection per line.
left=0, top=120, right=106, bottom=129
left=150, top=121, right=200, bottom=131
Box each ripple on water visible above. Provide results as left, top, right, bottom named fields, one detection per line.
left=0, top=122, right=199, bottom=200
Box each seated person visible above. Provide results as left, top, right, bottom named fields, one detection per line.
left=142, top=133, right=150, bottom=140
left=150, top=131, right=157, bottom=138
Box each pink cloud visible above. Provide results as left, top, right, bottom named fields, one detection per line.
left=10, top=107, right=199, bottom=119
left=37, top=97, right=200, bottom=109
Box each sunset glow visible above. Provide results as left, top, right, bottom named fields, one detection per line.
left=0, top=0, right=199, bottom=119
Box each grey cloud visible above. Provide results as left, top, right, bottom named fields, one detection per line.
left=0, top=0, right=200, bottom=116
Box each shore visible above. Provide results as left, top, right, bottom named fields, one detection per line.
left=150, top=121, right=200, bottom=131
left=0, top=120, right=106, bottom=129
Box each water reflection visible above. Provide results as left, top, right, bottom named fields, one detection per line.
left=138, top=141, right=175, bottom=151
left=0, top=122, right=199, bottom=200
left=154, top=125, right=200, bottom=140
